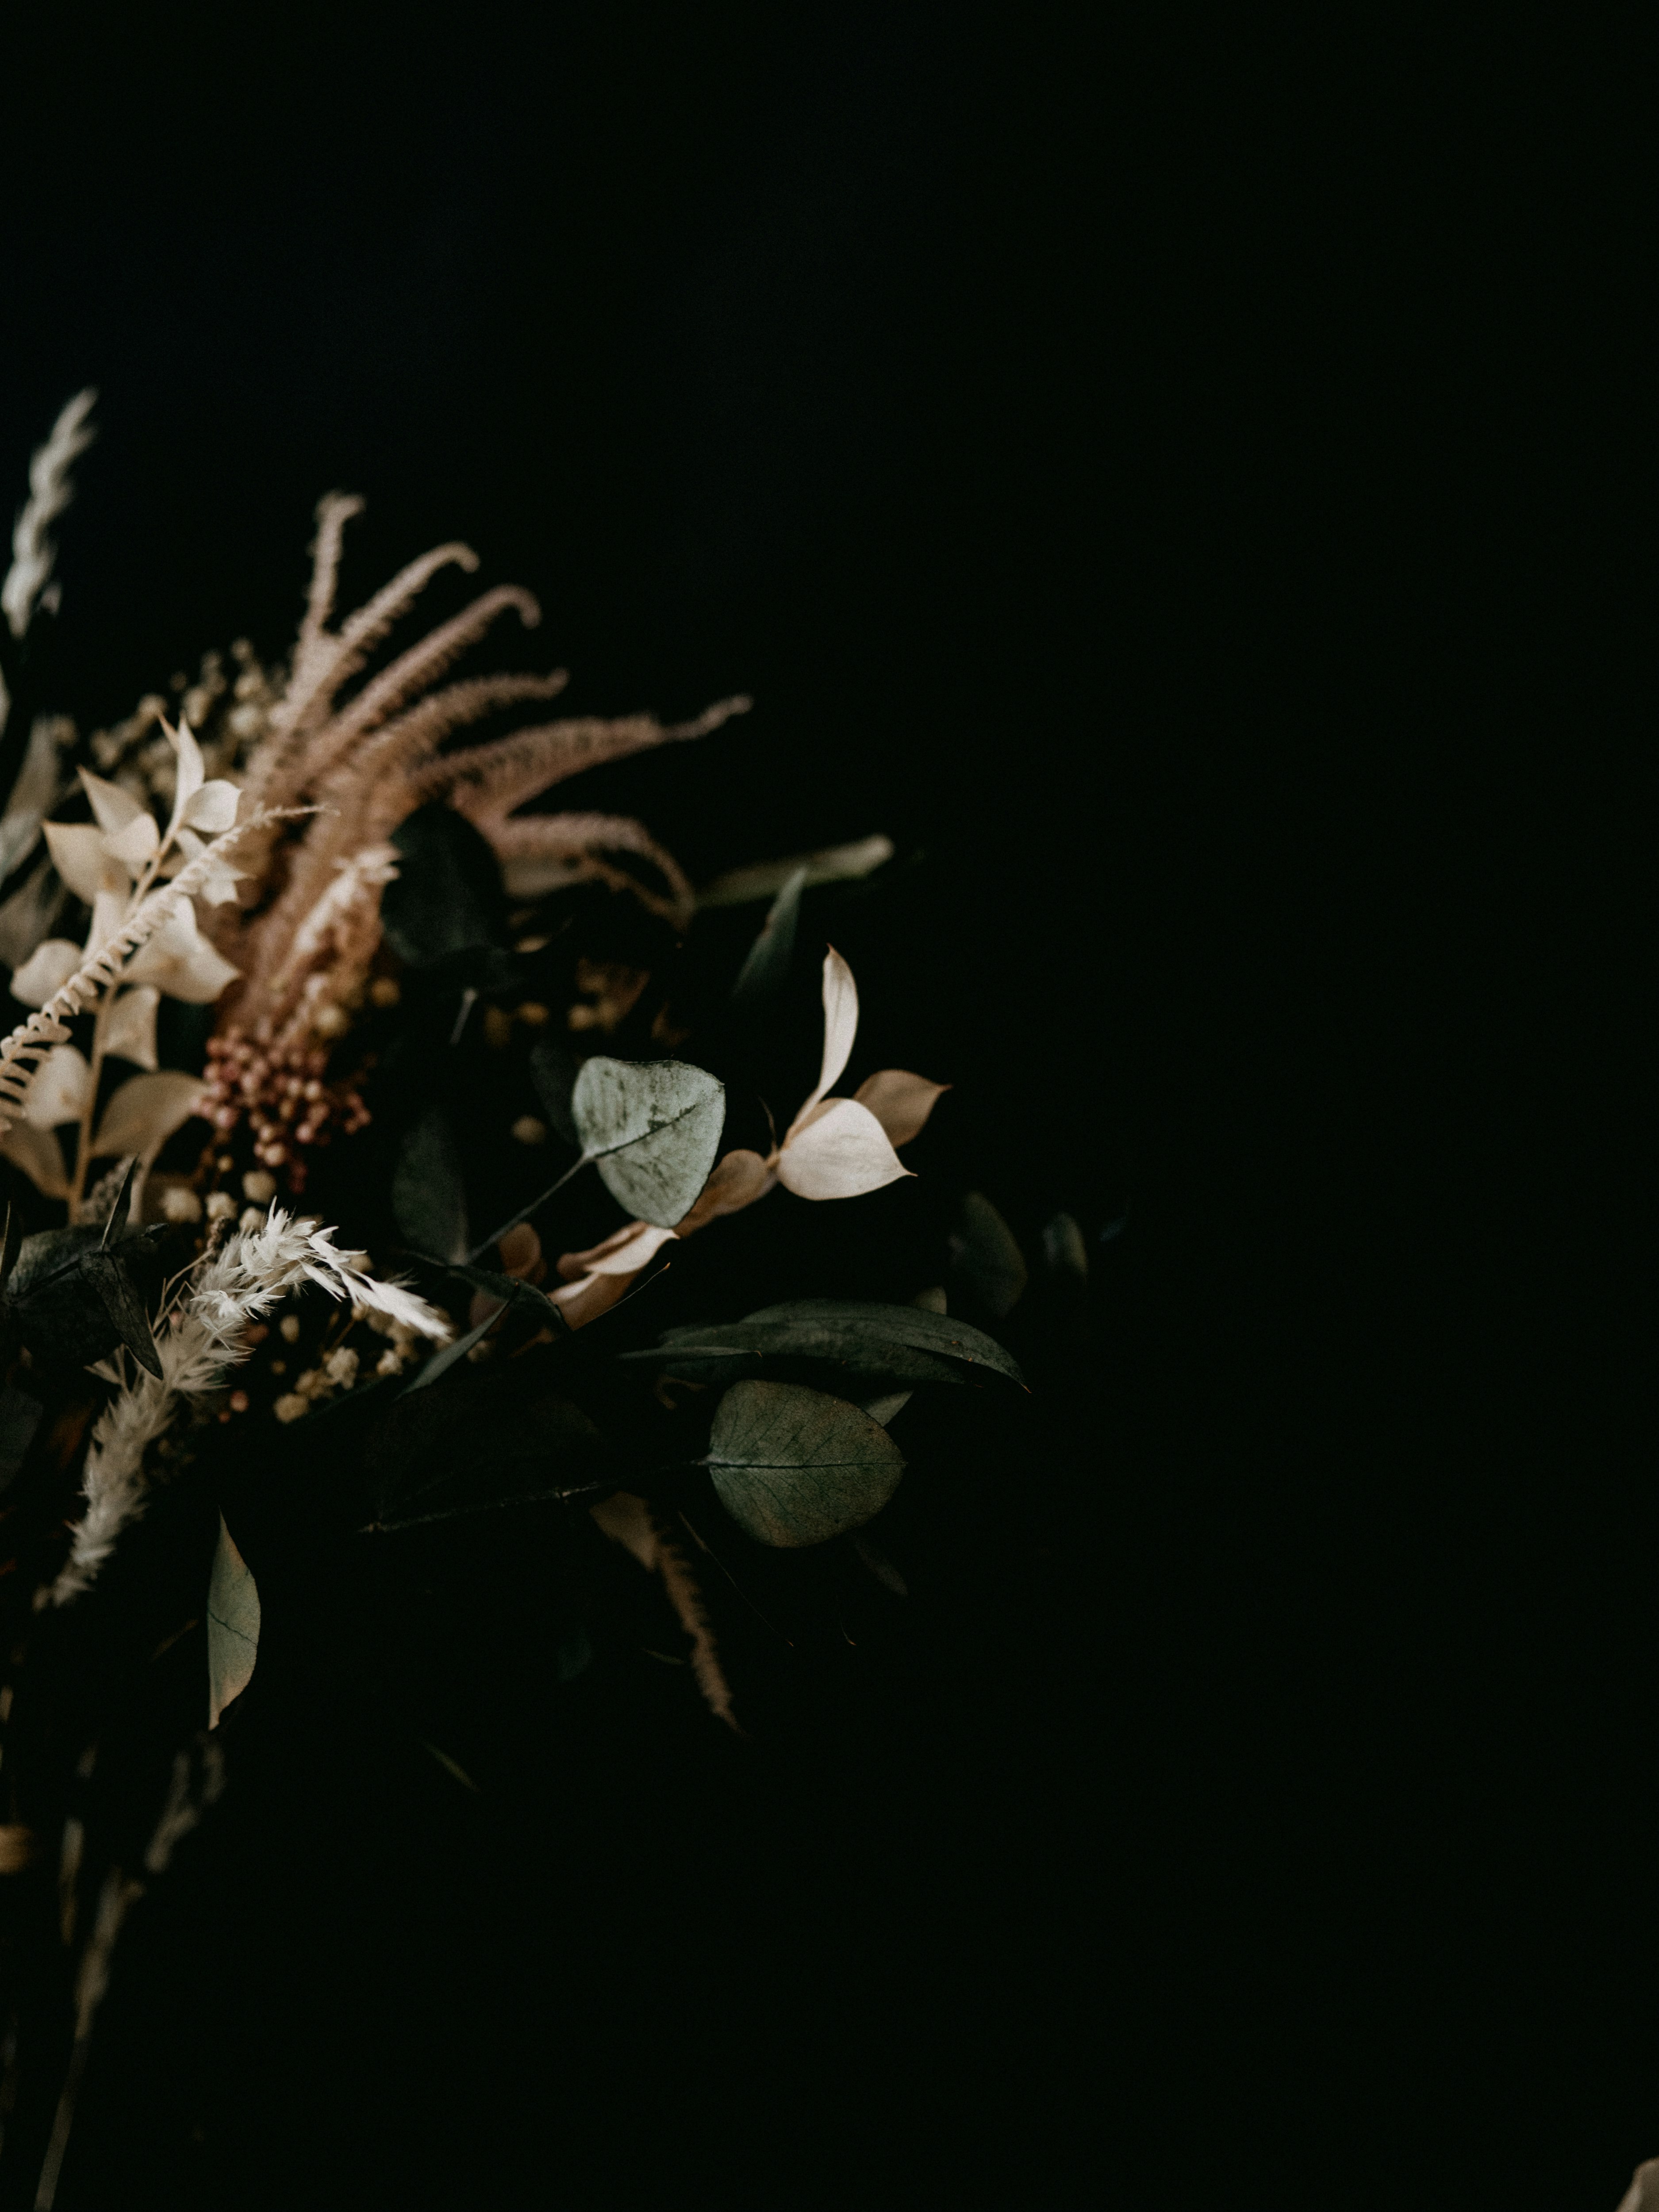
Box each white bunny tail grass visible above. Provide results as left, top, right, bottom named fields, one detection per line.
left=45, top=1206, right=450, bottom=1608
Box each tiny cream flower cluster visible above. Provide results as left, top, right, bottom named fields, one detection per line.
left=271, top=1306, right=425, bottom=1423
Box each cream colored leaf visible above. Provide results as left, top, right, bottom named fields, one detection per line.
left=853, top=1069, right=949, bottom=1148
left=166, top=718, right=204, bottom=827
left=123, top=901, right=241, bottom=1003
left=776, top=1097, right=912, bottom=1202
left=0, top=1120, right=68, bottom=1198
left=104, top=985, right=160, bottom=1070
left=42, top=821, right=111, bottom=905
left=790, top=946, right=859, bottom=1132
left=168, top=826, right=247, bottom=905
left=8, top=936, right=81, bottom=1008
left=90, top=1069, right=206, bottom=1162
left=183, top=779, right=240, bottom=834
left=86, top=880, right=130, bottom=954
left=23, top=1044, right=91, bottom=1129
left=207, top=1515, right=259, bottom=1729
left=106, top=810, right=160, bottom=872
left=585, top=1222, right=677, bottom=1276
left=77, top=768, right=147, bottom=838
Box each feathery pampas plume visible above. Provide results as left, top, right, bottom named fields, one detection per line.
left=45, top=1206, right=450, bottom=1606
left=2, top=389, right=96, bottom=642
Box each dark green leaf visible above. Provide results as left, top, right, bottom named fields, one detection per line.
left=0, top=1382, right=43, bottom=1494
left=730, top=864, right=806, bottom=1011
left=948, top=1192, right=1028, bottom=1317
left=703, top=1380, right=906, bottom=1548
left=81, top=1249, right=162, bottom=1379
left=621, top=1317, right=966, bottom=1389
left=368, top=1367, right=617, bottom=1527
left=383, top=803, right=507, bottom=966
left=734, top=1299, right=1026, bottom=1386
left=0, top=1200, right=19, bottom=1289
left=393, top=1105, right=470, bottom=1265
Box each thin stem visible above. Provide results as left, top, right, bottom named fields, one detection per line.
left=64, top=987, right=114, bottom=1217
left=465, top=1152, right=591, bottom=1263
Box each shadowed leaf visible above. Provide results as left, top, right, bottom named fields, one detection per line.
left=393, top=1105, right=469, bottom=1265
left=730, top=864, right=806, bottom=1010
left=949, top=1191, right=1029, bottom=1317
left=207, top=1515, right=260, bottom=1729
left=704, top=1380, right=906, bottom=1548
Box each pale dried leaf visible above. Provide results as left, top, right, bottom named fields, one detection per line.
left=206, top=1514, right=259, bottom=1728
left=124, top=902, right=242, bottom=1003
left=183, top=779, right=240, bottom=833
left=853, top=1068, right=949, bottom=1148
left=705, top=1380, right=906, bottom=1547
left=106, top=810, right=160, bottom=872
left=777, top=1097, right=912, bottom=1202
left=91, top=1070, right=206, bottom=1163
left=42, top=821, right=111, bottom=905
left=0, top=718, right=64, bottom=880
left=23, top=1043, right=91, bottom=1129
left=545, top=1269, right=636, bottom=1328
left=8, top=937, right=81, bottom=1008
left=590, top=1489, right=659, bottom=1570
left=167, top=718, right=205, bottom=825
left=77, top=768, right=147, bottom=838
left=792, top=947, right=858, bottom=1129
left=696, top=835, right=895, bottom=909
left=0, top=1120, right=68, bottom=1198
left=674, top=1148, right=778, bottom=1235
left=104, top=986, right=160, bottom=1071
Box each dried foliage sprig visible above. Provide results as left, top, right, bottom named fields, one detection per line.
left=0, top=806, right=296, bottom=1136
left=45, top=1206, right=450, bottom=1606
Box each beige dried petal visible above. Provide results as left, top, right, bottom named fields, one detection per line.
left=776, top=1097, right=913, bottom=1202
left=853, top=1069, right=949, bottom=1148
left=104, top=985, right=160, bottom=1071
left=23, top=1043, right=91, bottom=1129
left=8, top=937, right=82, bottom=1008
left=673, top=1148, right=778, bottom=1236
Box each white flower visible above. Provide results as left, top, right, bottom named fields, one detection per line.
left=23, top=1043, right=91, bottom=1129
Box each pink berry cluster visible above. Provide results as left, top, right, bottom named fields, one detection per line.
left=201, top=1031, right=371, bottom=1192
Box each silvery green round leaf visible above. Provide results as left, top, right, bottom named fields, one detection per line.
left=572, top=1056, right=725, bottom=1228
left=705, top=1380, right=905, bottom=1548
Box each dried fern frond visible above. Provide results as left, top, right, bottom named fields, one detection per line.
left=212, top=499, right=746, bottom=1052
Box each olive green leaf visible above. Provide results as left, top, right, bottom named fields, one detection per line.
left=703, top=1379, right=906, bottom=1548
left=949, top=1191, right=1028, bottom=1317
left=207, top=1515, right=260, bottom=1729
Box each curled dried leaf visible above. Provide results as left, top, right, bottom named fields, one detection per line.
left=853, top=1068, right=949, bottom=1148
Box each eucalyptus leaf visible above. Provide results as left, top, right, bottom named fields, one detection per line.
left=621, top=1317, right=966, bottom=1390
left=704, top=1380, right=906, bottom=1548
left=393, top=1105, right=469, bottom=1264
left=730, top=864, right=806, bottom=1010
left=206, top=1515, right=260, bottom=1729
left=736, top=1299, right=1026, bottom=1386
left=949, top=1191, right=1029, bottom=1317
left=571, top=1056, right=725, bottom=1228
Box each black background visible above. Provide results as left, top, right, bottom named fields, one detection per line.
left=0, top=8, right=1649, bottom=2208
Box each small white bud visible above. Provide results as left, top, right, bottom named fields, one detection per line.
left=161, top=1187, right=203, bottom=1223
left=205, top=1191, right=237, bottom=1221
left=242, top=1169, right=276, bottom=1203
left=279, top=1314, right=301, bottom=1344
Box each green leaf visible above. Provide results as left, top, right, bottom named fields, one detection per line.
left=621, top=1317, right=966, bottom=1390
left=81, top=1249, right=162, bottom=1379
left=571, top=1056, right=725, bottom=1228
left=393, top=1105, right=470, bottom=1264
left=0, top=1382, right=42, bottom=1494
left=368, top=1369, right=616, bottom=1528
left=527, top=1039, right=581, bottom=1148
left=730, top=864, right=806, bottom=1010
left=703, top=1380, right=906, bottom=1548
left=382, top=803, right=507, bottom=965
left=734, top=1299, right=1026, bottom=1386
left=948, top=1192, right=1029, bottom=1317
left=207, top=1515, right=260, bottom=1729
